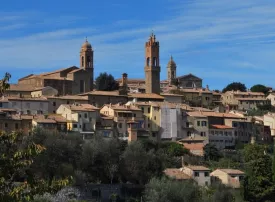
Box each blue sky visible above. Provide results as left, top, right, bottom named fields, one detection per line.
left=1, top=0, right=275, bottom=90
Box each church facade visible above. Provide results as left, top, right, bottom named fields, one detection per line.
left=18, top=39, right=94, bottom=96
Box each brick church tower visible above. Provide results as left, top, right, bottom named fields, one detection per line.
left=144, top=33, right=161, bottom=94
left=80, top=38, right=94, bottom=91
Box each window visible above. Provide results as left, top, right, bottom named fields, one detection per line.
left=148, top=123, right=150, bottom=128
left=79, top=114, right=82, bottom=118
left=81, top=56, right=84, bottom=67
left=197, top=121, right=200, bottom=126
left=15, top=123, right=19, bottom=129
left=202, top=121, right=207, bottom=126
left=141, top=107, right=144, bottom=113
left=154, top=116, right=156, bottom=120
left=53, top=102, right=56, bottom=106
left=67, top=101, right=70, bottom=104
left=133, top=113, right=136, bottom=117
left=53, top=110, right=56, bottom=114
left=73, top=124, right=77, bottom=128
left=148, top=108, right=151, bottom=113
left=205, top=181, right=209, bottom=186
left=204, top=172, right=209, bottom=177
left=84, top=113, right=88, bottom=118
left=0, top=103, right=2, bottom=107
left=194, top=172, right=199, bottom=177
left=4, top=123, right=8, bottom=128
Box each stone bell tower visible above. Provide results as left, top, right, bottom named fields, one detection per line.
left=144, top=32, right=161, bottom=94
left=167, top=55, right=177, bottom=85
left=80, top=38, right=94, bottom=91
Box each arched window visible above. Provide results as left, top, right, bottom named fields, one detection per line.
left=87, top=56, right=91, bottom=68
left=171, top=71, right=175, bottom=79
left=146, top=57, right=150, bottom=66
left=153, top=57, right=157, bottom=66
left=81, top=56, right=84, bottom=67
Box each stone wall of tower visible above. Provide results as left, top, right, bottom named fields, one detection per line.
left=167, top=56, right=177, bottom=85
left=144, top=33, right=161, bottom=94
left=80, top=40, right=94, bottom=91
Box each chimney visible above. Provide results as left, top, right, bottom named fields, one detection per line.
left=122, top=73, right=128, bottom=87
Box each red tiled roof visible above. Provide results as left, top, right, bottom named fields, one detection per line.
left=211, top=125, right=234, bottom=129
left=164, top=168, right=191, bottom=180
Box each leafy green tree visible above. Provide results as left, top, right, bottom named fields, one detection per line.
left=80, top=135, right=121, bottom=184
left=222, top=82, right=247, bottom=93
left=161, top=142, right=189, bottom=157
left=204, top=144, right=222, bottom=161
left=95, top=72, right=119, bottom=91
left=243, top=144, right=275, bottom=202
left=0, top=72, right=11, bottom=96
left=250, top=84, right=269, bottom=95
left=121, top=141, right=162, bottom=185
left=0, top=132, right=70, bottom=202
left=144, top=177, right=201, bottom=202
left=30, top=129, right=83, bottom=185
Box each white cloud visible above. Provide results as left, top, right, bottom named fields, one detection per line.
left=1, top=0, right=275, bottom=88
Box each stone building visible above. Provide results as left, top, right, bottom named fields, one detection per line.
left=144, top=33, right=161, bottom=94
left=177, top=74, right=202, bottom=89
left=17, top=39, right=94, bottom=95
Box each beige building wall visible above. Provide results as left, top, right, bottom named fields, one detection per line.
left=47, top=96, right=89, bottom=113
left=181, top=167, right=211, bottom=186
left=8, top=98, right=49, bottom=115
left=267, top=94, right=275, bottom=106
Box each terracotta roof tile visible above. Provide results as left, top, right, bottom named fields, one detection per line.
left=6, top=97, right=48, bottom=102
left=128, top=93, right=164, bottom=99
left=186, top=165, right=210, bottom=171
left=218, top=169, right=244, bottom=175
left=64, top=104, right=98, bottom=112
left=164, top=168, right=191, bottom=180
left=47, top=95, right=89, bottom=100
left=236, top=98, right=267, bottom=101
left=80, top=90, right=127, bottom=96
left=47, top=114, right=67, bottom=123
left=226, top=91, right=265, bottom=96
left=106, top=103, right=141, bottom=111
left=211, top=125, right=234, bottom=129
left=34, top=118, right=56, bottom=124
left=8, top=84, right=36, bottom=92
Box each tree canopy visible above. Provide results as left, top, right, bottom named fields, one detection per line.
left=222, top=82, right=247, bottom=93
left=250, top=84, right=269, bottom=94
left=0, top=131, right=70, bottom=201
left=243, top=144, right=275, bottom=202
left=0, top=72, right=11, bottom=97
left=95, top=72, right=119, bottom=91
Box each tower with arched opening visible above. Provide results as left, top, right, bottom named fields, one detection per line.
left=79, top=38, right=94, bottom=91
left=144, top=32, right=161, bottom=94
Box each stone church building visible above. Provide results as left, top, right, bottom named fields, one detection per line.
left=17, top=39, right=94, bottom=95
left=165, top=56, right=202, bottom=89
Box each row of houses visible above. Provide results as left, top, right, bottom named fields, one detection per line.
left=164, top=165, right=244, bottom=188
left=1, top=94, right=273, bottom=149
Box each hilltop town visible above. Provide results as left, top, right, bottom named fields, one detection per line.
left=1, top=33, right=275, bottom=201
